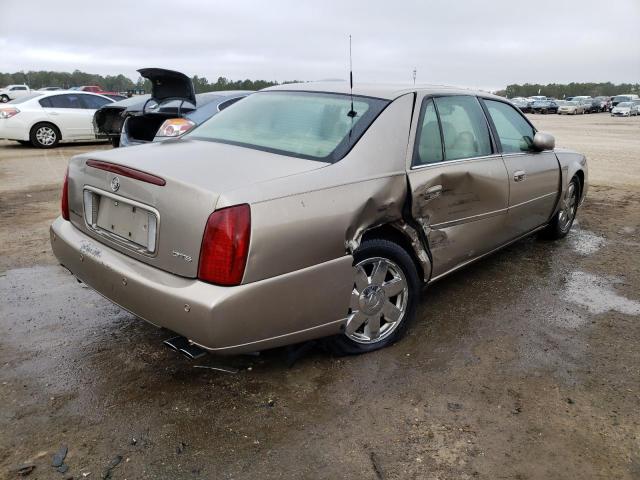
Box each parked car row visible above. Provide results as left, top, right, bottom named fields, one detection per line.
left=0, top=84, right=128, bottom=103
left=510, top=94, right=640, bottom=116
left=0, top=69, right=252, bottom=148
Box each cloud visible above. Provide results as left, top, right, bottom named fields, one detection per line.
left=2, top=0, right=639, bottom=90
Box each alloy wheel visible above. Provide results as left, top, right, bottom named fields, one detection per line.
left=345, top=257, right=409, bottom=344
left=36, top=126, right=56, bottom=146
left=558, top=182, right=578, bottom=232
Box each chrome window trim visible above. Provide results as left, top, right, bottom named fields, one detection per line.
left=410, top=153, right=503, bottom=171
left=82, top=185, right=161, bottom=257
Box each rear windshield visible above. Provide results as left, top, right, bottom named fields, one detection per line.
left=186, top=91, right=389, bottom=162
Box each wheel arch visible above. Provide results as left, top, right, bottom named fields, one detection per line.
left=30, top=120, right=63, bottom=140
left=555, top=150, right=588, bottom=208
left=360, top=222, right=432, bottom=283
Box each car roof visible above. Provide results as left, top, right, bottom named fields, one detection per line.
left=197, top=90, right=253, bottom=98
left=263, top=81, right=504, bottom=101
left=34, top=90, right=112, bottom=98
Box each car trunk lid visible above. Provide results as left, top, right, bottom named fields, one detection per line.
left=138, top=68, right=196, bottom=105
left=67, top=139, right=328, bottom=278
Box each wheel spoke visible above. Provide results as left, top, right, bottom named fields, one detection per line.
left=350, top=289, right=360, bottom=310
left=370, top=260, right=387, bottom=285
left=354, top=266, right=369, bottom=291
left=345, top=311, right=367, bottom=336
left=364, top=313, right=381, bottom=339
left=382, top=301, right=402, bottom=323
left=382, top=277, right=404, bottom=297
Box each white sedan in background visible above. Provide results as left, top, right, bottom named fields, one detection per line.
left=0, top=91, right=114, bottom=148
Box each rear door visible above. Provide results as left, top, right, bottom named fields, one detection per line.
left=481, top=99, right=560, bottom=238
left=78, top=94, right=113, bottom=138
left=407, top=95, right=510, bottom=279
left=41, top=94, right=92, bottom=139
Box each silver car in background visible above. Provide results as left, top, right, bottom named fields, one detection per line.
left=558, top=100, right=585, bottom=115
left=50, top=83, right=588, bottom=356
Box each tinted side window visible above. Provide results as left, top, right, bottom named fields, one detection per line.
left=39, top=97, right=52, bottom=108
left=413, top=98, right=443, bottom=166
left=46, top=94, right=84, bottom=108
left=433, top=96, right=492, bottom=161
left=484, top=100, right=535, bottom=153
left=80, top=95, right=112, bottom=109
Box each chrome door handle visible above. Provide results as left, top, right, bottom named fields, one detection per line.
left=514, top=170, right=526, bottom=182
left=422, top=184, right=443, bottom=200
left=49, top=111, right=59, bottom=116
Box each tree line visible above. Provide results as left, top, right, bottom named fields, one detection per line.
left=0, top=70, right=289, bottom=93
left=499, top=82, right=640, bottom=99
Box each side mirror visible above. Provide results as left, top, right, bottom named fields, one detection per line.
left=533, top=132, right=555, bottom=151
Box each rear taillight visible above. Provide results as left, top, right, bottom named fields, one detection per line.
left=0, top=107, right=20, bottom=119
left=198, top=204, right=251, bottom=286
left=156, top=118, right=196, bottom=138
left=61, top=167, right=70, bottom=220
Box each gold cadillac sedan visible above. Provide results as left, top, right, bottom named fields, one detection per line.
left=50, top=83, right=588, bottom=355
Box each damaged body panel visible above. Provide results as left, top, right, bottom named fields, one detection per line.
left=51, top=83, right=588, bottom=355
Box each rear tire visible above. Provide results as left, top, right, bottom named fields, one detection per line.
left=30, top=122, right=60, bottom=148
left=542, top=177, right=580, bottom=240
left=325, top=238, right=420, bottom=355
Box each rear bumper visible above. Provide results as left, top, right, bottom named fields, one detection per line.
left=50, top=217, right=353, bottom=354
left=0, top=118, right=30, bottom=141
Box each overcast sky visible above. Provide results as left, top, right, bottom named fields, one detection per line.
left=3, top=0, right=639, bottom=90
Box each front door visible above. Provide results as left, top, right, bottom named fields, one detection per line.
left=481, top=99, right=560, bottom=237
left=407, top=95, right=510, bottom=280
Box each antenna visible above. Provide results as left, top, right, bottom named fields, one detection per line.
left=348, top=35, right=356, bottom=118
left=412, top=68, right=417, bottom=85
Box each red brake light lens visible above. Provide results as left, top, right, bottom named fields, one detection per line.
left=61, top=167, right=70, bottom=220
left=198, top=204, right=251, bottom=286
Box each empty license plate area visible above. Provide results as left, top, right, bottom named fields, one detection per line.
left=83, top=187, right=158, bottom=254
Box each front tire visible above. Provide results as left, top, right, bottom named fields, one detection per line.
left=30, top=122, right=60, bottom=148
left=542, top=177, right=580, bottom=240
left=0, top=95, right=9, bottom=103
left=325, top=238, right=420, bottom=355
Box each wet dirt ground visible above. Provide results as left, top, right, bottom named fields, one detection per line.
left=1, top=114, right=639, bottom=479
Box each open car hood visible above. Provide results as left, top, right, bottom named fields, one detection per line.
left=138, top=68, right=196, bottom=105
